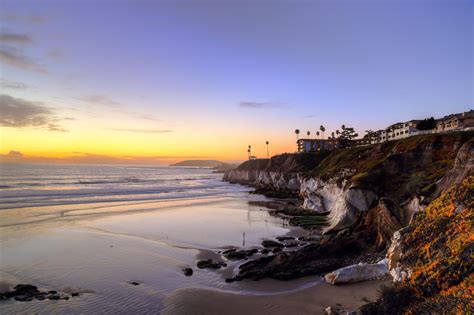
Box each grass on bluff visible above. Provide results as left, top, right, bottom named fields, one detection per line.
left=270, top=207, right=329, bottom=228
left=361, top=176, right=474, bottom=314
left=309, top=131, right=473, bottom=203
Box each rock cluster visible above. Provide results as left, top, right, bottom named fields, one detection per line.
left=0, top=284, right=76, bottom=302
left=222, top=248, right=258, bottom=260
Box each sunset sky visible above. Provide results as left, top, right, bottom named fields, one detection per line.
left=0, top=0, right=472, bottom=164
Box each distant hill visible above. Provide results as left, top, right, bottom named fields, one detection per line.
left=170, top=160, right=227, bottom=167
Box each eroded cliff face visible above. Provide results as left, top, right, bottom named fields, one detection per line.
left=224, top=152, right=325, bottom=193
left=224, top=169, right=302, bottom=193
left=225, top=133, right=473, bottom=241
left=299, top=178, right=377, bottom=232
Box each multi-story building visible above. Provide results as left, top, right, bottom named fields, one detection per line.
left=297, top=109, right=473, bottom=151
left=436, top=110, right=474, bottom=132
left=297, top=138, right=339, bottom=153
left=374, top=120, right=420, bottom=143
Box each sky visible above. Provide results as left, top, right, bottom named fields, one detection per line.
left=0, top=0, right=472, bottom=164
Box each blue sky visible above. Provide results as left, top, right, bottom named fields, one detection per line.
left=0, top=0, right=472, bottom=161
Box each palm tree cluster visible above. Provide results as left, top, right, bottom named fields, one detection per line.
left=295, top=125, right=336, bottom=140
left=293, top=124, right=363, bottom=151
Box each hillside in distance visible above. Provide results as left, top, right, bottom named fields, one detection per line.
left=170, top=160, right=228, bottom=167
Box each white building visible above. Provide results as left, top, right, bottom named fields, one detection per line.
left=436, top=110, right=474, bottom=132
left=375, top=120, right=420, bottom=143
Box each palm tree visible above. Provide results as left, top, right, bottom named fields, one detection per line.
left=247, top=148, right=250, bottom=159
left=307, top=131, right=310, bottom=137
left=248, top=145, right=252, bottom=159
left=331, top=132, right=335, bottom=138
left=265, top=141, right=269, bottom=158
left=316, top=131, right=320, bottom=139
left=295, top=129, right=300, bottom=141
left=320, top=125, right=326, bottom=139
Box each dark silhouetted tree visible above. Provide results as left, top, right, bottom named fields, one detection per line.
left=338, top=125, right=358, bottom=148
left=320, top=125, right=326, bottom=139
left=364, top=130, right=378, bottom=143
left=416, top=117, right=436, bottom=130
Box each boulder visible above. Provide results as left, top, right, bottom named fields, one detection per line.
left=261, top=240, right=284, bottom=248
left=324, top=259, right=389, bottom=285
left=196, top=259, right=227, bottom=269
left=182, top=268, right=193, bottom=276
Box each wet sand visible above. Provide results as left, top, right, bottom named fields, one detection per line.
left=1, top=179, right=387, bottom=314
left=162, top=279, right=389, bottom=315
left=0, top=195, right=322, bottom=313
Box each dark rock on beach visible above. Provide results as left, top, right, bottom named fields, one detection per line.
left=13, top=284, right=38, bottom=296
left=0, top=284, right=75, bottom=302
left=182, top=268, right=193, bottom=276
left=230, top=230, right=376, bottom=282
left=261, top=240, right=284, bottom=248
left=233, top=249, right=343, bottom=281
left=276, top=236, right=295, bottom=242
left=223, top=248, right=258, bottom=260
left=197, top=259, right=227, bottom=269
left=128, top=281, right=141, bottom=286
left=284, top=241, right=300, bottom=248
left=14, top=295, right=33, bottom=302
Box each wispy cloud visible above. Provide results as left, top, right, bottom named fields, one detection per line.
left=106, top=128, right=173, bottom=134
left=0, top=47, right=47, bottom=73
left=1, top=13, right=49, bottom=25
left=0, top=94, right=69, bottom=132
left=77, top=94, right=120, bottom=107
left=238, top=101, right=283, bottom=109
left=303, top=114, right=317, bottom=119
left=77, top=94, right=162, bottom=122
left=131, top=113, right=162, bottom=122
left=0, top=32, right=32, bottom=44
left=0, top=30, right=47, bottom=73
left=0, top=79, right=30, bottom=90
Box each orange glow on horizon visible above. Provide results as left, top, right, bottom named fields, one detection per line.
left=0, top=125, right=298, bottom=164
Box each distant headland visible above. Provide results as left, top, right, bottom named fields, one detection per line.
left=170, top=160, right=227, bottom=167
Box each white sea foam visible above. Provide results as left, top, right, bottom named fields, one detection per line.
left=0, top=164, right=250, bottom=211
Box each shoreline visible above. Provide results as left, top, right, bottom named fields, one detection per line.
left=1, top=174, right=390, bottom=313
left=162, top=279, right=390, bottom=315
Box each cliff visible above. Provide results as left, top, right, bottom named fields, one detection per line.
left=224, top=153, right=328, bottom=193
left=363, top=176, right=473, bottom=314
left=225, top=132, right=474, bottom=244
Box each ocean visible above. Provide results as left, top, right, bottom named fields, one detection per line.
left=0, top=163, right=249, bottom=212
left=0, top=163, right=316, bottom=314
